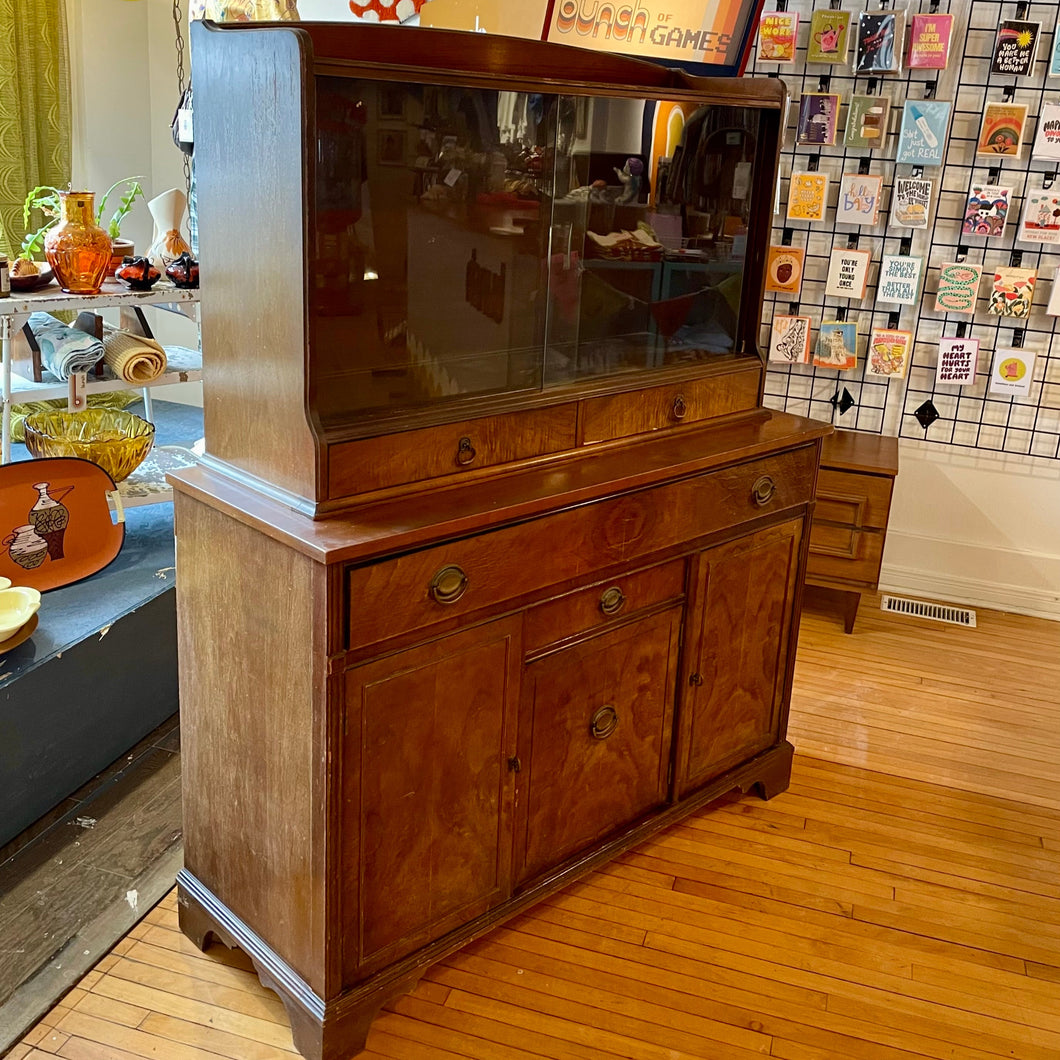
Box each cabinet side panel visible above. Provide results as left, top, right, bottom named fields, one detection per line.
left=175, top=493, right=326, bottom=992
left=192, top=22, right=318, bottom=501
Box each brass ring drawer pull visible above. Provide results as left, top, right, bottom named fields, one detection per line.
left=429, top=564, right=469, bottom=605
left=599, top=586, right=626, bottom=616
left=752, top=475, right=776, bottom=507
left=590, top=705, right=619, bottom=740
left=456, top=436, right=477, bottom=466
left=671, top=395, right=687, bottom=421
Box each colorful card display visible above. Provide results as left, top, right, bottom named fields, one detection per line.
left=768, top=314, right=813, bottom=364
left=764, top=245, right=806, bottom=294
left=836, top=173, right=883, bottom=225
left=990, top=348, right=1036, bottom=396
left=806, top=9, right=851, bottom=64
left=758, top=11, right=798, bottom=63
left=797, top=93, right=840, bottom=146
left=891, top=178, right=933, bottom=229
left=878, top=255, right=923, bottom=305
left=1018, top=189, right=1060, bottom=244
left=814, top=321, right=858, bottom=371
left=1031, top=102, right=1060, bottom=160
left=786, top=172, right=829, bottom=222
left=936, top=337, right=979, bottom=385
left=896, top=100, right=951, bottom=166
left=991, top=20, right=1041, bottom=76
left=844, top=94, right=891, bottom=149
left=825, top=248, right=871, bottom=299
left=934, top=263, right=982, bottom=314
left=976, top=102, right=1029, bottom=159
left=988, top=267, right=1037, bottom=317
left=866, top=328, right=913, bottom=378
left=907, top=13, right=953, bottom=69
left=855, top=10, right=903, bottom=74
left=962, top=185, right=1012, bottom=238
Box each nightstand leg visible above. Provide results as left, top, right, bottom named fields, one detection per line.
left=842, top=591, right=861, bottom=634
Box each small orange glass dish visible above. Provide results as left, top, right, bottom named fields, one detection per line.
left=24, top=409, right=155, bottom=483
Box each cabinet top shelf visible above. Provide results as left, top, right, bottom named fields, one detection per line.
left=0, top=281, right=200, bottom=317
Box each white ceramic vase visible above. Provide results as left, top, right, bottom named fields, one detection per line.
left=147, top=189, right=192, bottom=272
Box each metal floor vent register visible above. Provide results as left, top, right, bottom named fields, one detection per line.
left=880, top=595, right=977, bottom=627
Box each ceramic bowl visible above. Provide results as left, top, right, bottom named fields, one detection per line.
left=0, top=586, right=42, bottom=642
left=24, top=409, right=155, bottom=483
left=9, top=262, right=55, bottom=292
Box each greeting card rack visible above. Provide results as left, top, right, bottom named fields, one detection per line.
left=751, top=0, right=1060, bottom=460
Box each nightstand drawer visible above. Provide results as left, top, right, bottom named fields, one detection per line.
left=815, top=469, right=894, bottom=530
left=807, top=524, right=885, bottom=588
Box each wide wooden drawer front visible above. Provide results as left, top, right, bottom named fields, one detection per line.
left=807, top=525, right=885, bottom=588
left=346, top=445, right=815, bottom=649
left=815, top=469, right=893, bottom=530
left=328, top=404, right=578, bottom=498
left=523, top=559, right=686, bottom=656
left=579, top=369, right=760, bottom=444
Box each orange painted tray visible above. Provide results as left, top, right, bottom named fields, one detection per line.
left=0, top=458, right=125, bottom=592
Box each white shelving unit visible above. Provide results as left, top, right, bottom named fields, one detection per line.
left=1, top=280, right=202, bottom=502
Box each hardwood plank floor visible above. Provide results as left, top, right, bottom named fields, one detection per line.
left=11, top=595, right=1060, bottom=1058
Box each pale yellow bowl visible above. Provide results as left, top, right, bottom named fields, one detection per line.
left=0, top=586, right=42, bottom=642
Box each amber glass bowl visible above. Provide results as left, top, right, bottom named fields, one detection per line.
left=24, top=410, right=155, bottom=483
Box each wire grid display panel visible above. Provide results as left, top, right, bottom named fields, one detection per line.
left=749, top=0, right=1060, bottom=458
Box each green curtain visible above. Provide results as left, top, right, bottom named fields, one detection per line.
left=0, top=0, right=71, bottom=257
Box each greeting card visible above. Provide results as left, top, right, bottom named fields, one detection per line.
left=934, top=263, right=982, bottom=314
left=976, top=102, right=1029, bottom=159
left=786, top=172, right=829, bottom=222
left=764, top=245, right=806, bottom=294
left=1031, top=102, right=1060, bottom=160
left=891, top=178, right=933, bottom=229
left=988, top=267, right=1036, bottom=317
left=855, top=10, right=903, bottom=74
left=806, top=9, right=851, bottom=64
left=814, top=321, right=858, bottom=370
left=1047, top=275, right=1060, bottom=315
left=907, top=13, right=953, bottom=69
left=990, top=348, right=1036, bottom=396
left=768, top=314, right=813, bottom=364
left=836, top=173, right=883, bottom=225
left=1051, top=33, right=1060, bottom=77
left=991, top=20, right=1041, bottom=76
left=758, top=11, right=798, bottom=63
left=878, top=255, right=923, bottom=305
left=844, top=95, right=891, bottom=149
left=866, top=328, right=913, bottom=378
left=896, top=100, right=951, bottom=166
left=825, top=248, right=871, bottom=299
left=961, top=185, right=1012, bottom=238
left=1018, top=189, right=1060, bottom=244
left=797, top=93, right=840, bottom=146
left=936, top=337, right=979, bottom=385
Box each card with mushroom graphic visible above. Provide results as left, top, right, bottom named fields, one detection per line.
left=961, top=184, right=1011, bottom=238
left=768, top=314, right=813, bottom=364
left=813, top=320, right=858, bottom=371
left=988, top=266, right=1036, bottom=317
left=1018, top=189, right=1060, bottom=244
left=990, top=348, right=1036, bottom=396
left=866, top=328, right=913, bottom=378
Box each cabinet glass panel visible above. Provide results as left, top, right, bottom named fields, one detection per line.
left=310, top=79, right=762, bottom=431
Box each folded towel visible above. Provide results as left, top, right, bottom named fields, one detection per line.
left=101, top=324, right=168, bottom=384
left=27, top=313, right=104, bottom=381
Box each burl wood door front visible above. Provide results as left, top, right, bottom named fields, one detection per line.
left=341, top=616, right=521, bottom=982
left=676, top=520, right=803, bottom=797
left=515, top=608, right=682, bottom=887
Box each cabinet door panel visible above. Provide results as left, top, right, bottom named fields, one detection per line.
left=516, top=608, right=681, bottom=886
left=342, top=617, right=520, bottom=981
left=677, top=520, right=802, bottom=796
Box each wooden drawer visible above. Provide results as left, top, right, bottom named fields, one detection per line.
left=346, top=445, right=815, bottom=650
left=807, top=524, right=885, bottom=589
left=523, top=559, right=686, bottom=656
left=816, top=468, right=894, bottom=530
left=328, top=404, right=578, bottom=498
left=579, top=368, right=760, bottom=445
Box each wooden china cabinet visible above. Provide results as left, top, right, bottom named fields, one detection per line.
left=173, top=21, right=829, bottom=1060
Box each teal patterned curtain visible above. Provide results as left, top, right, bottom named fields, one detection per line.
left=0, top=0, right=71, bottom=257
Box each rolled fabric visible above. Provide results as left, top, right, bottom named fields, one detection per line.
left=26, top=313, right=105, bottom=381
left=101, top=324, right=168, bottom=384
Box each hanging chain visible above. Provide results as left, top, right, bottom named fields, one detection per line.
left=173, top=0, right=191, bottom=199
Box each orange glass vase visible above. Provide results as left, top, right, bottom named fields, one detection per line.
left=44, top=191, right=112, bottom=294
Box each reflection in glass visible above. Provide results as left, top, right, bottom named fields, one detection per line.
left=310, top=78, right=763, bottom=431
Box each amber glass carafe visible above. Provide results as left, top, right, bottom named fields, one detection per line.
left=45, top=191, right=112, bottom=294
